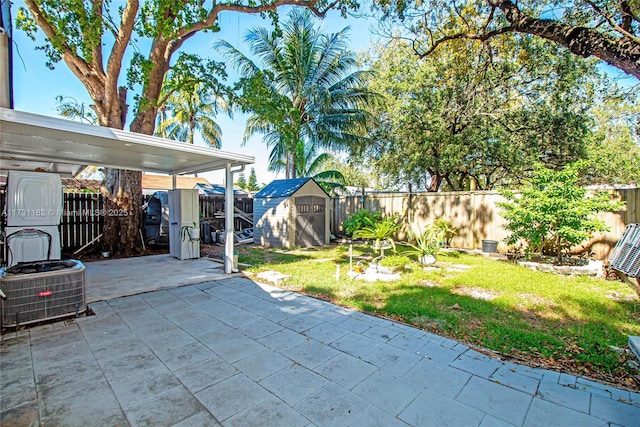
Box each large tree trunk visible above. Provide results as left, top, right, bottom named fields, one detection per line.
left=101, top=169, right=143, bottom=256
left=99, top=87, right=145, bottom=256
left=428, top=171, right=443, bottom=192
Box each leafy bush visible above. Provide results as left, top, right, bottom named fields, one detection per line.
left=342, top=209, right=382, bottom=237
left=352, top=214, right=400, bottom=257
left=433, top=219, right=457, bottom=246
left=405, top=225, right=442, bottom=258
left=498, top=164, right=625, bottom=262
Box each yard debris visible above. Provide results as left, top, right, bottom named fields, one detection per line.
left=449, top=303, right=463, bottom=310
left=446, top=264, right=472, bottom=272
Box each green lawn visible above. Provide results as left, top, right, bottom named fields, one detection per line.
left=240, top=244, right=640, bottom=390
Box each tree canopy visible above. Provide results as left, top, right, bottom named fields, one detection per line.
left=374, top=0, right=640, bottom=80
left=155, top=81, right=226, bottom=148
left=364, top=36, right=598, bottom=191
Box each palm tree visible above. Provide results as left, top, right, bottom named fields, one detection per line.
left=55, top=95, right=97, bottom=124
left=155, top=82, right=224, bottom=149
left=216, top=8, right=373, bottom=178
left=270, top=140, right=346, bottom=194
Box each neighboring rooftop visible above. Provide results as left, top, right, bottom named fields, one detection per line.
left=61, top=178, right=102, bottom=193
left=195, top=183, right=250, bottom=196
left=142, top=173, right=209, bottom=193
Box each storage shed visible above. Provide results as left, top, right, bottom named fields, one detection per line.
left=254, top=178, right=330, bottom=248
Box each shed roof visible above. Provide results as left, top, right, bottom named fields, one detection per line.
left=254, top=177, right=328, bottom=198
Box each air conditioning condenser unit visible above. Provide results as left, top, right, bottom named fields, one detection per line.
left=1, top=260, right=86, bottom=328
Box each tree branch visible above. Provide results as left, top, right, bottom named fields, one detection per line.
left=488, top=0, right=640, bottom=79
left=24, top=0, right=106, bottom=111
left=420, top=0, right=640, bottom=79
left=175, top=0, right=325, bottom=42
left=90, top=0, right=104, bottom=72
left=415, top=26, right=514, bottom=58
left=583, top=0, right=640, bottom=43
left=104, top=0, right=138, bottom=127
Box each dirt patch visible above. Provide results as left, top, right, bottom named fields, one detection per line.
left=200, top=243, right=226, bottom=260
left=517, top=293, right=555, bottom=307
left=72, top=245, right=169, bottom=262
left=452, top=286, right=500, bottom=301
left=606, top=291, right=639, bottom=303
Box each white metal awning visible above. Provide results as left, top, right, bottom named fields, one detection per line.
left=0, top=107, right=254, bottom=176
left=0, top=107, right=253, bottom=274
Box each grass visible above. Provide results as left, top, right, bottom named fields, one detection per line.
left=238, top=244, right=640, bottom=390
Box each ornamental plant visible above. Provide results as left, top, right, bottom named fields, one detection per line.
left=353, top=214, right=400, bottom=257
left=497, top=164, right=625, bottom=263
left=342, top=209, right=382, bottom=237
left=405, top=224, right=442, bottom=258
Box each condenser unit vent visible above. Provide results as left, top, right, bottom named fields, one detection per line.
left=1, top=260, right=86, bottom=327
left=609, top=224, right=640, bottom=278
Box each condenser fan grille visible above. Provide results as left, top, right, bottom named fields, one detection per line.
left=609, top=224, right=640, bottom=278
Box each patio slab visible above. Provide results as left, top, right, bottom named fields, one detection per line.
left=84, top=253, right=232, bottom=302
left=1, top=260, right=639, bottom=426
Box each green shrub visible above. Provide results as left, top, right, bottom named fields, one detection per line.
left=405, top=225, right=441, bottom=258
left=433, top=219, right=457, bottom=246
left=342, top=209, right=382, bottom=237
left=498, top=164, right=625, bottom=262
left=353, top=214, right=400, bottom=257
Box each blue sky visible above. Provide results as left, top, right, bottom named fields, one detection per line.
left=9, top=4, right=378, bottom=185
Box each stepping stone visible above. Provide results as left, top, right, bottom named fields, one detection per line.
left=256, top=271, right=291, bottom=286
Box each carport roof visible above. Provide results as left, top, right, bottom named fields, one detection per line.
left=0, top=107, right=254, bottom=177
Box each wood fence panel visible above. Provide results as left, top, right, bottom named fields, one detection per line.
left=56, top=193, right=255, bottom=251
left=60, top=193, right=104, bottom=251
left=331, top=187, right=640, bottom=260
left=45, top=188, right=640, bottom=258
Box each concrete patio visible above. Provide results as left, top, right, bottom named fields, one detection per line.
left=1, top=256, right=640, bottom=426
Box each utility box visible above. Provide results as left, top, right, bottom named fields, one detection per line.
left=168, top=189, right=200, bottom=260
left=4, top=171, right=63, bottom=266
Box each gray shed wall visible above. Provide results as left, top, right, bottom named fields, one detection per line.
left=253, top=196, right=294, bottom=247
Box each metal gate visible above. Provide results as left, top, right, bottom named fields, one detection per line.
left=295, top=196, right=325, bottom=247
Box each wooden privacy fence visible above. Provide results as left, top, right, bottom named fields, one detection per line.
left=60, top=193, right=254, bottom=251
left=331, top=188, right=640, bottom=260
left=60, top=192, right=104, bottom=251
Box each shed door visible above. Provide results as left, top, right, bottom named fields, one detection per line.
left=295, top=196, right=325, bottom=247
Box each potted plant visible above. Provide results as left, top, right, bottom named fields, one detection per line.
left=353, top=214, right=400, bottom=258
left=180, top=222, right=199, bottom=242
left=406, top=225, right=441, bottom=265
